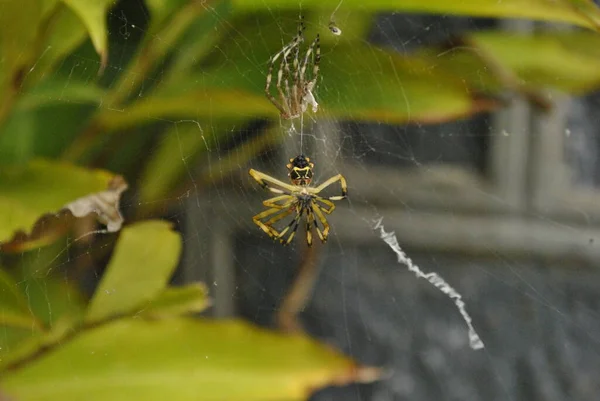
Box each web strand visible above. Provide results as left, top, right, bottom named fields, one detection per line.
left=372, top=217, right=485, bottom=350
left=300, top=113, right=304, bottom=153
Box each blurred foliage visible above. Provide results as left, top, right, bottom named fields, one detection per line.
left=2, top=0, right=600, bottom=399
left=0, top=221, right=372, bottom=400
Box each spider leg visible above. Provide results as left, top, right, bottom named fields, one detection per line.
left=266, top=23, right=303, bottom=119
left=307, top=205, right=325, bottom=244
left=265, top=47, right=292, bottom=118
left=278, top=206, right=303, bottom=245
left=262, top=194, right=295, bottom=208
left=249, top=169, right=297, bottom=194
left=309, top=173, right=347, bottom=200
left=252, top=207, right=289, bottom=238
left=289, top=41, right=301, bottom=117
left=300, top=34, right=320, bottom=83
left=276, top=48, right=295, bottom=118
left=314, top=196, right=336, bottom=214
left=264, top=207, right=295, bottom=227
left=305, top=211, right=312, bottom=246
left=311, top=203, right=330, bottom=241
left=300, top=34, right=320, bottom=113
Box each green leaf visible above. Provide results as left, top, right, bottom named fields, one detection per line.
left=0, top=0, right=43, bottom=122
left=16, top=79, right=105, bottom=111
left=137, top=119, right=243, bottom=206
left=99, top=87, right=278, bottom=129
left=232, top=0, right=600, bottom=31
left=85, top=220, right=182, bottom=323
left=26, top=4, right=90, bottom=83
left=0, top=103, right=98, bottom=165
left=104, top=43, right=493, bottom=126
left=0, top=315, right=77, bottom=371
left=0, top=110, right=37, bottom=165
left=414, top=30, right=600, bottom=110
left=60, top=0, right=116, bottom=67
left=320, top=45, right=492, bottom=123
left=0, top=266, right=84, bottom=369
left=0, top=159, right=123, bottom=248
left=0, top=269, right=39, bottom=328
left=17, top=274, right=86, bottom=327
left=0, top=0, right=42, bottom=84
left=142, top=283, right=210, bottom=318
left=165, top=0, right=233, bottom=77
left=0, top=328, right=43, bottom=369
left=106, top=0, right=227, bottom=108
left=2, top=318, right=380, bottom=401
left=145, top=0, right=190, bottom=35
left=470, top=30, right=600, bottom=95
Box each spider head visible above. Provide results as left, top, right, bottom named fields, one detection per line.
left=287, top=155, right=314, bottom=186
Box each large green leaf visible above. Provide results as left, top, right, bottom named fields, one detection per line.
left=415, top=30, right=600, bottom=108
left=99, top=87, right=278, bottom=129
left=469, top=30, right=600, bottom=95
left=0, top=159, right=124, bottom=248
left=2, top=318, right=379, bottom=401
left=60, top=0, right=116, bottom=67
left=100, top=44, right=492, bottom=128
left=85, top=220, right=182, bottom=323
left=233, top=0, right=600, bottom=31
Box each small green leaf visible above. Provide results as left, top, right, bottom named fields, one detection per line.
left=85, top=220, right=182, bottom=323
left=0, top=159, right=123, bottom=248
left=233, top=0, right=600, bottom=31
left=2, top=318, right=380, bottom=401
left=142, top=283, right=210, bottom=318
left=60, top=0, right=116, bottom=67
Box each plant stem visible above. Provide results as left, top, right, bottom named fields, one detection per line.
left=276, top=240, right=322, bottom=333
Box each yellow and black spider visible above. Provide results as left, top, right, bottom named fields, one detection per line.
left=249, top=155, right=347, bottom=246
left=265, top=15, right=320, bottom=120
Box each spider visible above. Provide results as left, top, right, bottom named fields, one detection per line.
left=249, top=155, right=347, bottom=246
left=265, top=16, right=320, bottom=120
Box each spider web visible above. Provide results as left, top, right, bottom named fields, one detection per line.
left=7, top=2, right=600, bottom=401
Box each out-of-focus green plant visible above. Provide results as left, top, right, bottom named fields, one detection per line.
left=1, top=221, right=377, bottom=401
left=2, top=0, right=600, bottom=399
